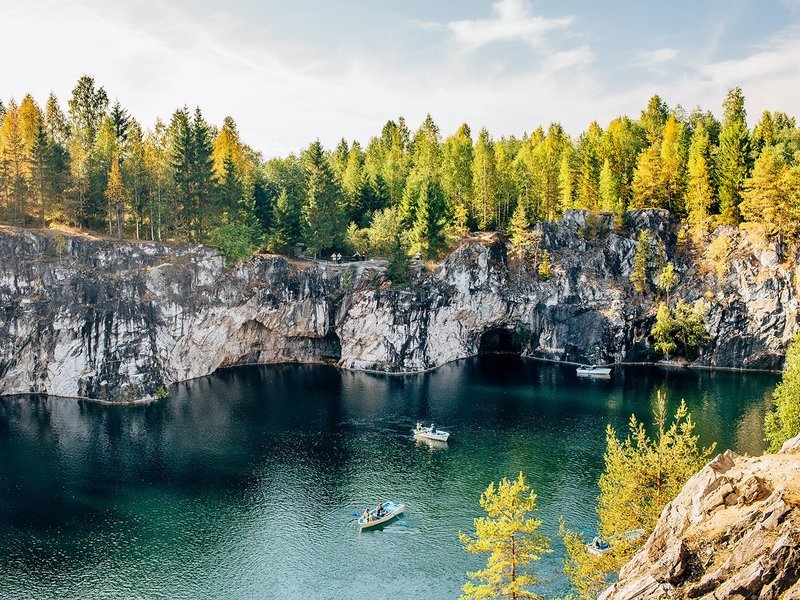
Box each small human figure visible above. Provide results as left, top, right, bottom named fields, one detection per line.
left=362, top=508, right=370, bottom=522
left=376, top=502, right=383, bottom=518
left=430, top=423, right=436, bottom=433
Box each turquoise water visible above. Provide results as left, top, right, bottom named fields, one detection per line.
left=0, top=357, right=776, bottom=599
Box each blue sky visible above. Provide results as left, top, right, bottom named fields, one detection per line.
left=2, top=0, right=799, bottom=156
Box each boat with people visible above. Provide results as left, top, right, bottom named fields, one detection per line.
left=412, top=422, right=450, bottom=442
left=576, top=365, right=612, bottom=377
left=358, top=500, right=405, bottom=531
left=587, top=535, right=611, bottom=556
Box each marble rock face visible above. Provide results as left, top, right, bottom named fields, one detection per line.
left=0, top=209, right=796, bottom=401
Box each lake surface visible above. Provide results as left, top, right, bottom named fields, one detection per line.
left=0, top=357, right=777, bottom=599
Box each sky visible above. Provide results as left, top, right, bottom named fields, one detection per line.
left=2, top=0, right=799, bottom=157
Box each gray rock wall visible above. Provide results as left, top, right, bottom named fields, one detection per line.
left=1, top=209, right=796, bottom=401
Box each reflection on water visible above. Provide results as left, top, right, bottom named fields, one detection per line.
left=0, top=357, right=777, bottom=599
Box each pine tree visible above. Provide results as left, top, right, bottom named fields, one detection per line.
left=765, top=330, right=800, bottom=451
left=717, top=87, right=751, bottom=225
left=460, top=473, right=551, bottom=600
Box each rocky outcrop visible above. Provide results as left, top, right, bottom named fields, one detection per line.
left=0, top=209, right=797, bottom=401
left=599, top=434, right=800, bottom=600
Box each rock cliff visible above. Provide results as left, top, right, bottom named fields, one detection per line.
left=599, top=433, right=800, bottom=599
left=0, top=209, right=797, bottom=401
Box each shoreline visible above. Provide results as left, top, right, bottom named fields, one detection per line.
left=0, top=354, right=781, bottom=406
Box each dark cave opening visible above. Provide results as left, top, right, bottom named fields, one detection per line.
left=478, top=328, right=522, bottom=354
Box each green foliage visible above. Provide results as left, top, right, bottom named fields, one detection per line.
left=630, top=230, right=651, bottom=292
left=460, top=473, right=551, bottom=600
left=657, top=262, right=677, bottom=302
left=765, top=330, right=800, bottom=451
left=385, top=233, right=411, bottom=285
left=563, top=392, right=715, bottom=598
left=650, top=299, right=709, bottom=359
left=5, top=79, right=800, bottom=284
left=651, top=302, right=677, bottom=358
left=508, top=201, right=534, bottom=261
left=207, top=221, right=257, bottom=264
left=717, top=87, right=751, bottom=225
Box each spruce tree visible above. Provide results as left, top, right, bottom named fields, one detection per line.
left=301, top=140, right=343, bottom=257
left=190, top=107, right=216, bottom=236
left=409, top=178, right=446, bottom=258
left=386, top=232, right=411, bottom=285
left=717, top=87, right=751, bottom=225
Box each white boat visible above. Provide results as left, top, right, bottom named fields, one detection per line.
left=587, top=535, right=611, bottom=556
left=357, top=500, right=405, bottom=531
left=576, top=365, right=612, bottom=377
left=412, top=423, right=450, bottom=442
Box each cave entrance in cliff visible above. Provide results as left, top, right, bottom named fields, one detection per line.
left=318, top=331, right=342, bottom=364
left=478, top=328, right=522, bottom=355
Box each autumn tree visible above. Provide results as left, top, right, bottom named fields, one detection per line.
left=460, top=473, right=551, bottom=600
left=740, top=144, right=799, bottom=253
left=685, top=122, right=714, bottom=232
left=563, top=392, right=715, bottom=599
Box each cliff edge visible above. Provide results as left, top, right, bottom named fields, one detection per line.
left=600, top=434, right=800, bottom=600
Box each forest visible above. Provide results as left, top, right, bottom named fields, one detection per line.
left=1, top=75, right=799, bottom=262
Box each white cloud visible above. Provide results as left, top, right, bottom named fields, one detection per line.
left=636, top=47, right=679, bottom=65
left=1, top=0, right=798, bottom=159
left=447, top=0, right=574, bottom=51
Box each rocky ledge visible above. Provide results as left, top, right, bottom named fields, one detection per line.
left=600, top=434, right=800, bottom=599
left=0, top=209, right=797, bottom=401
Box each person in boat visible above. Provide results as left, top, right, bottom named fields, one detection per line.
left=376, top=502, right=383, bottom=518
left=415, top=422, right=422, bottom=431
left=362, top=508, right=370, bottom=522
left=430, top=423, right=436, bottom=433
